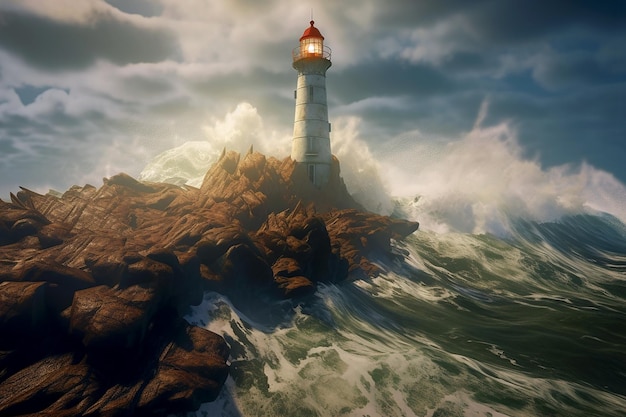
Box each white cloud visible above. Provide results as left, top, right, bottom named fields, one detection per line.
left=390, top=15, right=475, bottom=66
left=336, top=96, right=409, bottom=114
left=202, top=102, right=272, bottom=154
left=157, top=0, right=319, bottom=71
left=140, top=102, right=292, bottom=186
left=0, top=0, right=112, bottom=24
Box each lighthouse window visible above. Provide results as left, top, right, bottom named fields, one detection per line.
left=301, top=38, right=323, bottom=57
left=308, top=164, right=316, bottom=183
left=308, top=137, right=315, bottom=152
left=309, top=85, right=314, bottom=102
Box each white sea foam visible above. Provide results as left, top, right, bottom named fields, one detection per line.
left=330, top=116, right=395, bottom=214
left=139, top=102, right=394, bottom=214
left=140, top=102, right=289, bottom=187
left=138, top=140, right=216, bottom=187
left=382, top=103, right=626, bottom=234
left=424, top=391, right=512, bottom=417
left=141, top=100, right=626, bottom=236
left=184, top=289, right=511, bottom=417
left=182, top=233, right=626, bottom=417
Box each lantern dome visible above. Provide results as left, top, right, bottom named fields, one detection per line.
left=293, top=20, right=331, bottom=62
left=300, top=21, right=324, bottom=41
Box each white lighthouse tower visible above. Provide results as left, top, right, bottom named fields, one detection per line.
left=291, top=21, right=332, bottom=187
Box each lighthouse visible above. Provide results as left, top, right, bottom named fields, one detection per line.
left=291, top=21, right=332, bottom=187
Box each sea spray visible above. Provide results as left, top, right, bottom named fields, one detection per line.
left=382, top=121, right=626, bottom=234
left=140, top=103, right=395, bottom=214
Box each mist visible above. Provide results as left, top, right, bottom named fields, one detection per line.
left=139, top=101, right=626, bottom=236
left=381, top=103, right=626, bottom=234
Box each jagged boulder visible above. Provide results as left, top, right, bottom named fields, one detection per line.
left=136, top=321, right=230, bottom=412
left=0, top=150, right=418, bottom=416
left=0, top=319, right=230, bottom=417
left=271, top=257, right=315, bottom=298
left=69, top=284, right=161, bottom=353
left=0, top=281, right=48, bottom=335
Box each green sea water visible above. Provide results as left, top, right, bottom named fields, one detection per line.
left=184, top=213, right=626, bottom=417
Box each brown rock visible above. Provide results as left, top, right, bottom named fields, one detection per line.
left=274, top=275, right=315, bottom=298
left=104, top=172, right=155, bottom=193
left=0, top=150, right=419, bottom=415
left=272, top=256, right=303, bottom=278
left=36, top=223, right=72, bottom=248
left=69, top=285, right=161, bottom=353
left=238, top=151, right=266, bottom=181
left=85, top=255, right=127, bottom=287
left=19, top=259, right=95, bottom=291
left=144, top=186, right=181, bottom=210
left=137, top=322, right=230, bottom=412
left=0, top=353, right=97, bottom=417
left=195, top=224, right=251, bottom=265
left=10, top=218, right=41, bottom=241
left=0, top=319, right=230, bottom=417
left=0, top=202, right=50, bottom=245
left=220, top=243, right=273, bottom=289
left=0, top=281, right=48, bottom=335
left=284, top=235, right=312, bottom=261
left=122, top=256, right=174, bottom=289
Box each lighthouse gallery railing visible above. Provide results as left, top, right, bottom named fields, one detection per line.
left=292, top=45, right=332, bottom=62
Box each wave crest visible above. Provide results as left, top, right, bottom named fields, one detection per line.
left=386, top=121, right=626, bottom=234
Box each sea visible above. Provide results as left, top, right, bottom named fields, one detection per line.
left=145, top=131, right=626, bottom=417
left=181, top=210, right=626, bottom=417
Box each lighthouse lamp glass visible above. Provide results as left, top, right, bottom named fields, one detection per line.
left=301, top=39, right=323, bottom=57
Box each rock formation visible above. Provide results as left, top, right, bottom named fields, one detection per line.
left=0, top=150, right=418, bottom=416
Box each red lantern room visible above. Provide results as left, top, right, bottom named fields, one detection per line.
left=293, top=21, right=331, bottom=62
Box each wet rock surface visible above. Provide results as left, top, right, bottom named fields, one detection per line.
left=0, top=151, right=418, bottom=416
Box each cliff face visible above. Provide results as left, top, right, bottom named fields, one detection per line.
left=0, top=150, right=418, bottom=416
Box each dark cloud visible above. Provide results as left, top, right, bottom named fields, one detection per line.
left=330, top=60, right=458, bottom=104
left=119, top=74, right=174, bottom=97
left=532, top=50, right=626, bottom=90
left=188, top=69, right=289, bottom=98
left=104, top=0, right=163, bottom=18
left=335, top=0, right=484, bottom=28
left=469, top=0, right=626, bottom=44
left=439, top=51, right=491, bottom=74
left=148, top=96, right=193, bottom=117
left=1, top=1, right=625, bottom=198
left=15, top=85, right=66, bottom=105
left=0, top=9, right=179, bottom=70
left=0, top=113, right=46, bottom=136
left=320, top=1, right=626, bottom=185
left=480, top=81, right=626, bottom=183
left=0, top=138, right=18, bottom=154
left=363, top=0, right=626, bottom=42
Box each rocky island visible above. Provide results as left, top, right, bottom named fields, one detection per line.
left=0, top=150, right=418, bottom=416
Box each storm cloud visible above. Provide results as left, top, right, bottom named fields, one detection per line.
left=0, top=7, right=179, bottom=70
left=0, top=0, right=625, bottom=198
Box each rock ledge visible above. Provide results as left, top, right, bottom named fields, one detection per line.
left=0, top=151, right=418, bottom=416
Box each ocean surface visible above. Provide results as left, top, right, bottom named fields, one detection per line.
left=144, top=135, right=626, bottom=417
left=181, top=210, right=626, bottom=417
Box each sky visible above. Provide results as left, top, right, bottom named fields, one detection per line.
left=1, top=0, right=625, bottom=202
